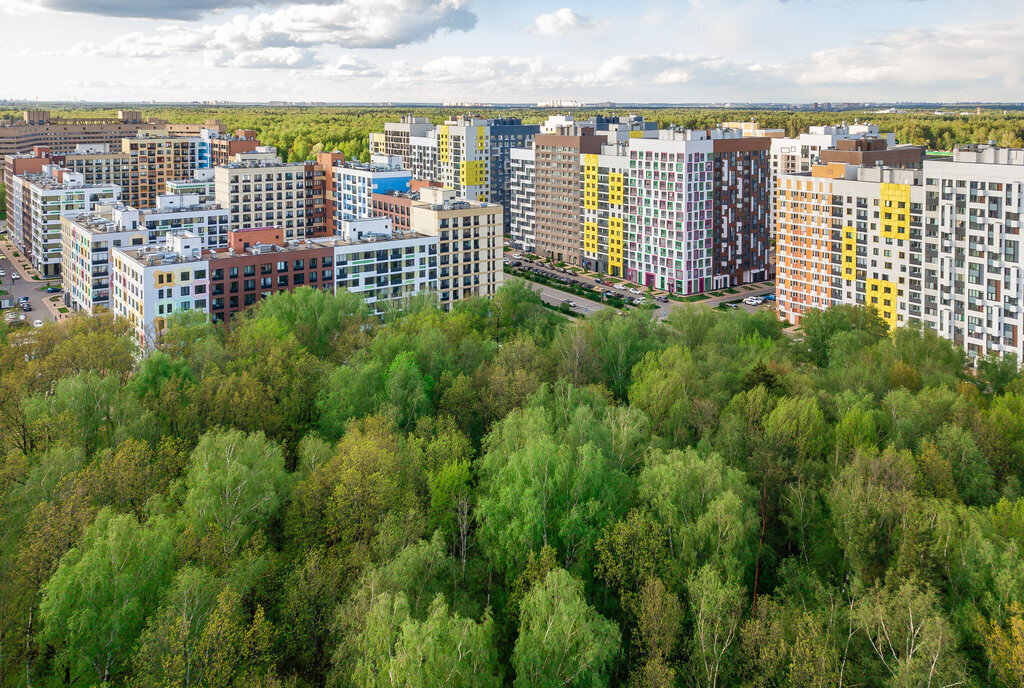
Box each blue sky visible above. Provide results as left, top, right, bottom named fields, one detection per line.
left=0, top=0, right=1021, bottom=103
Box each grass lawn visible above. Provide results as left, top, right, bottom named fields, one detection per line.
left=725, top=288, right=739, bottom=294
left=680, top=293, right=710, bottom=302
left=0, top=290, right=6, bottom=296
left=602, top=276, right=622, bottom=284
left=710, top=291, right=724, bottom=297
left=57, top=307, right=69, bottom=313
left=524, top=253, right=540, bottom=261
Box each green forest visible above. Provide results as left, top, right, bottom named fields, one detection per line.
left=4, top=105, right=1024, bottom=163
left=2, top=280, right=1024, bottom=687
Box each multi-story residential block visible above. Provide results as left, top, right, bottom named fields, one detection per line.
left=61, top=193, right=229, bottom=313
left=776, top=149, right=1024, bottom=361
left=7, top=167, right=119, bottom=276
left=508, top=147, right=536, bottom=252
left=776, top=163, right=923, bottom=332
left=371, top=181, right=443, bottom=234
left=0, top=109, right=152, bottom=157
left=382, top=115, right=434, bottom=163
left=581, top=145, right=628, bottom=276
left=165, top=169, right=216, bottom=203
left=625, top=130, right=716, bottom=293
left=917, top=146, right=1024, bottom=358
left=214, top=156, right=326, bottom=239
left=711, top=137, right=773, bottom=287
left=199, top=128, right=261, bottom=166
left=382, top=116, right=538, bottom=235
left=328, top=155, right=411, bottom=222
left=409, top=187, right=503, bottom=308
left=534, top=128, right=605, bottom=266
left=111, top=231, right=209, bottom=348
left=122, top=133, right=203, bottom=209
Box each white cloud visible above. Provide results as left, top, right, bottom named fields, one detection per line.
left=533, top=8, right=590, bottom=36
left=791, top=16, right=1024, bottom=91
left=70, top=0, right=477, bottom=68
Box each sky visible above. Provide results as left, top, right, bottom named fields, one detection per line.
left=0, top=0, right=1022, bottom=104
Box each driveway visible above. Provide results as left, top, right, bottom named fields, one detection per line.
left=0, top=235, right=60, bottom=324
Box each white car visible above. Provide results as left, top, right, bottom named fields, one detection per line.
left=32, top=319, right=43, bottom=328
left=0, top=270, right=5, bottom=276
left=512, top=253, right=523, bottom=259
left=614, top=283, right=627, bottom=290
left=629, top=287, right=643, bottom=295
left=744, top=296, right=764, bottom=306
left=11, top=273, right=19, bottom=280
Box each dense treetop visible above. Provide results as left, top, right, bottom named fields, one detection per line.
left=1, top=281, right=1024, bottom=687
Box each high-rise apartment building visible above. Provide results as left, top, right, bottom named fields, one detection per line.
left=382, top=116, right=434, bottom=163
left=214, top=156, right=326, bottom=239
left=711, top=137, right=773, bottom=287
left=409, top=187, right=503, bottom=308
left=508, top=147, right=536, bottom=252
left=328, top=155, right=411, bottom=222
left=534, top=128, right=604, bottom=265
left=7, top=167, right=119, bottom=276
left=777, top=145, right=1024, bottom=360
left=122, top=133, right=203, bottom=209
left=582, top=145, right=628, bottom=276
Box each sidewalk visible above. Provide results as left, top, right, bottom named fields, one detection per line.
left=0, top=233, right=68, bottom=321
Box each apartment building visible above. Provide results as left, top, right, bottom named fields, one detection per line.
left=7, top=167, right=119, bottom=276
left=382, top=116, right=538, bottom=235
left=111, top=231, right=209, bottom=349
left=166, top=169, right=216, bottom=203
left=199, top=128, right=261, bottom=166
left=509, top=147, right=536, bottom=251
left=60, top=193, right=228, bottom=313
left=328, top=155, right=411, bottom=222
left=0, top=109, right=154, bottom=156
left=371, top=181, right=443, bottom=233
left=711, top=137, right=773, bottom=287
left=625, top=130, right=716, bottom=293
left=214, top=156, right=326, bottom=239
left=409, top=187, right=503, bottom=308
left=122, top=133, right=203, bottom=209
left=382, top=115, right=434, bottom=164
left=776, top=163, right=923, bottom=332
left=534, top=128, right=604, bottom=265
left=582, top=145, right=628, bottom=276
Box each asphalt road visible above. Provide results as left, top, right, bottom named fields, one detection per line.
left=0, top=248, right=57, bottom=325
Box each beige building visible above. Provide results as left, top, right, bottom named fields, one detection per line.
left=409, top=187, right=503, bottom=309
left=0, top=109, right=151, bottom=157
left=214, top=154, right=326, bottom=239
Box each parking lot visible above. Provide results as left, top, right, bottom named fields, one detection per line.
left=0, top=243, right=59, bottom=329
left=505, top=254, right=671, bottom=310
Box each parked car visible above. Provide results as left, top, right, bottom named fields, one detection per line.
left=512, top=253, right=522, bottom=259
left=17, top=296, right=28, bottom=303
left=629, top=287, right=642, bottom=295
left=654, top=296, right=669, bottom=303
left=32, top=320, right=43, bottom=328
left=46, top=286, right=62, bottom=293
left=11, top=273, right=19, bottom=280
left=593, top=278, right=605, bottom=285
left=763, top=294, right=776, bottom=301
left=562, top=299, right=577, bottom=308
left=603, top=291, right=616, bottom=299
left=0, top=270, right=6, bottom=277
left=20, top=303, right=31, bottom=312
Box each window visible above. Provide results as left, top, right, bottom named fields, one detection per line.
left=229, top=267, right=238, bottom=278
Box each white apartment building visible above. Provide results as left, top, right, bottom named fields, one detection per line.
left=111, top=231, right=210, bottom=349
left=508, top=147, right=535, bottom=251
left=8, top=166, right=119, bottom=277
left=61, top=193, right=227, bottom=314
left=330, top=155, right=411, bottom=221
left=625, top=130, right=716, bottom=294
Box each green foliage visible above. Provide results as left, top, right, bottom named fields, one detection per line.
left=1, top=280, right=1022, bottom=688
left=512, top=569, right=620, bottom=688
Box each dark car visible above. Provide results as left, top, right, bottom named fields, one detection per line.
left=46, top=286, right=62, bottom=293
left=20, top=303, right=32, bottom=312
left=594, top=278, right=606, bottom=285
left=654, top=296, right=669, bottom=303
